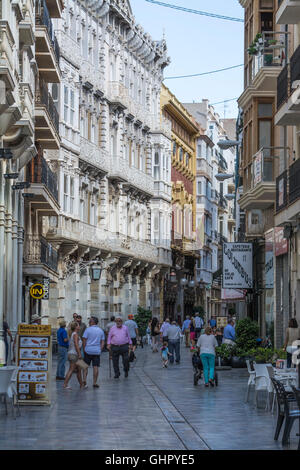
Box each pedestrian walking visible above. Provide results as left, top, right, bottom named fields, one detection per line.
left=151, top=317, right=160, bottom=352
left=104, top=316, right=116, bottom=352
left=161, top=342, right=171, bottom=368
left=190, top=317, right=196, bottom=351
left=167, top=321, right=181, bottom=364
left=76, top=315, right=87, bottom=357
left=194, top=313, right=204, bottom=341
left=209, top=316, right=217, bottom=328
left=76, top=315, right=87, bottom=339
left=146, top=321, right=152, bottom=345
left=160, top=318, right=170, bottom=344
left=67, top=313, right=78, bottom=336
left=63, top=322, right=84, bottom=390
left=182, top=316, right=191, bottom=348
left=3, top=320, right=13, bottom=366
left=215, top=328, right=223, bottom=347
left=283, top=318, right=300, bottom=368
left=197, top=326, right=218, bottom=387
left=82, top=316, right=105, bottom=388
left=223, top=319, right=236, bottom=346
left=56, top=320, right=69, bottom=380
left=107, top=317, right=133, bottom=379
left=124, top=314, right=139, bottom=354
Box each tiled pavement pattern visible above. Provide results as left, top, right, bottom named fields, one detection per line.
left=0, top=345, right=299, bottom=450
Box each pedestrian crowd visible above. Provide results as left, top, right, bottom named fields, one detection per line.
left=54, top=312, right=236, bottom=390
left=56, top=313, right=137, bottom=390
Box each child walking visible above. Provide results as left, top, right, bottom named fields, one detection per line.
left=161, top=342, right=171, bottom=368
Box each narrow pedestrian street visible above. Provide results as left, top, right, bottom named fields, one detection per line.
left=0, top=345, right=298, bottom=451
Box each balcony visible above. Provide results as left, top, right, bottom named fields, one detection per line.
left=108, top=156, right=154, bottom=197
left=45, top=0, right=64, bottom=18
left=196, top=159, right=213, bottom=180
left=196, top=195, right=212, bottom=213
left=80, top=138, right=109, bottom=175
left=35, top=0, right=60, bottom=83
left=276, top=0, right=300, bottom=24
left=275, top=159, right=300, bottom=226
left=238, top=148, right=278, bottom=210
left=25, top=154, right=59, bottom=214
left=35, top=82, right=60, bottom=149
left=251, top=32, right=287, bottom=91
left=24, top=236, right=59, bottom=278
left=107, top=81, right=129, bottom=111
left=275, top=45, right=300, bottom=126
left=47, top=219, right=159, bottom=264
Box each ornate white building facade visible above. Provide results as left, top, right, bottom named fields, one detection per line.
left=28, top=0, right=173, bottom=327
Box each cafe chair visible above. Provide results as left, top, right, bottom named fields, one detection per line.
left=271, top=378, right=299, bottom=446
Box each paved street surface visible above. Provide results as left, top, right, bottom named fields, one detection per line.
left=0, top=345, right=299, bottom=450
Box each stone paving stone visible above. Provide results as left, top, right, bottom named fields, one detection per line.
left=0, top=346, right=299, bottom=450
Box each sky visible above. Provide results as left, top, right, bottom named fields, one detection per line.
left=130, top=0, right=244, bottom=119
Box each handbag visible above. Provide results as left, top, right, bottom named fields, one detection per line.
left=76, top=358, right=89, bottom=370
left=286, top=345, right=297, bottom=354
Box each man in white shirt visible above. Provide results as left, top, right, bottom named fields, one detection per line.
left=83, top=316, right=105, bottom=388
left=124, top=314, right=139, bottom=353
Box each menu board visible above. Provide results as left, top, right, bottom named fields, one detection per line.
left=17, top=324, right=52, bottom=405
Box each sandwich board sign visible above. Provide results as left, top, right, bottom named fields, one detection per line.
left=17, top=324, right=52, bottom=405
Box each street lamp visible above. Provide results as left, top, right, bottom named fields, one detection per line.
left=90, top=264, right=102, bottom=281
left=218, top=139, right=240, bottom=150
left=215, top=173, right=235, bottom=181
left=224, top=194, right=235, bottom=201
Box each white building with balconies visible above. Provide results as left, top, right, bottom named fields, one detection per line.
left=36, top=0, right=172, bottom=327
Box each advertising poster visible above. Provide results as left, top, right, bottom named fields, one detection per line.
left=253, top=150, right=262, bottom=187
left=217, top=317, right=228, bottom=328
left=223, top=243, right=253, bottom=289
left=17, top=324, right=52, bottom=405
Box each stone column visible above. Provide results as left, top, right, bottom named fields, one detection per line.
left=86, top=269, right=92, bottom=320
left=5, top=170, right=13, bottom=331
left=0, top=160, right=5, bottom=363
left=17, top=188, right=24, bottom=325
left=11, top=189, right=19, bottom=331
left=75, top=264, right=80, bottom=316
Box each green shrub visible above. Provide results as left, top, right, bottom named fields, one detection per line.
left=135, top=306, right=152, bottom=337
left=216, top=344, right=234, bottom=360
left=235, top=317, right=259, bottom=352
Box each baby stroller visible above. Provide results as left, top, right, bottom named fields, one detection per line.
left=192, top=351, right=218, bottom=387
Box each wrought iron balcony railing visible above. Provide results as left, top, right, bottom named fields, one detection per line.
left=35, top=0, right=60, bottom=62
left=36, top=82, right=59, bottom=133
left=26, top=154, right=58, bottom=202
left=276, top=158, right=300, bottom=212
left=40, top=237, right=58, bottom=272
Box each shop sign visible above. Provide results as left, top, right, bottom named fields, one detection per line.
left=223, top=243, right=253, bottom=289
left=275, top=227, right=288, bottom=257
left=17, top=324, right=52, bottom=405
left=30, top=283, right=45, bottom=300
left=265, top=230, right=274, bottom=289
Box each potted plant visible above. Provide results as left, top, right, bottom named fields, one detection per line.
left=216, top=344, right=233, bottom=367
left=231, top=318, right=259, bottom=368
left=247, top=42, right=258, bottom=55
left=135, top=306, right=152, bottom=344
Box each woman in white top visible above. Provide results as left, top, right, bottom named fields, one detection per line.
left=197, top=326, right=218, bottom=387
left=64, top=322, right=83, bottom=389
left=283, top=318, right=300, bottom=368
